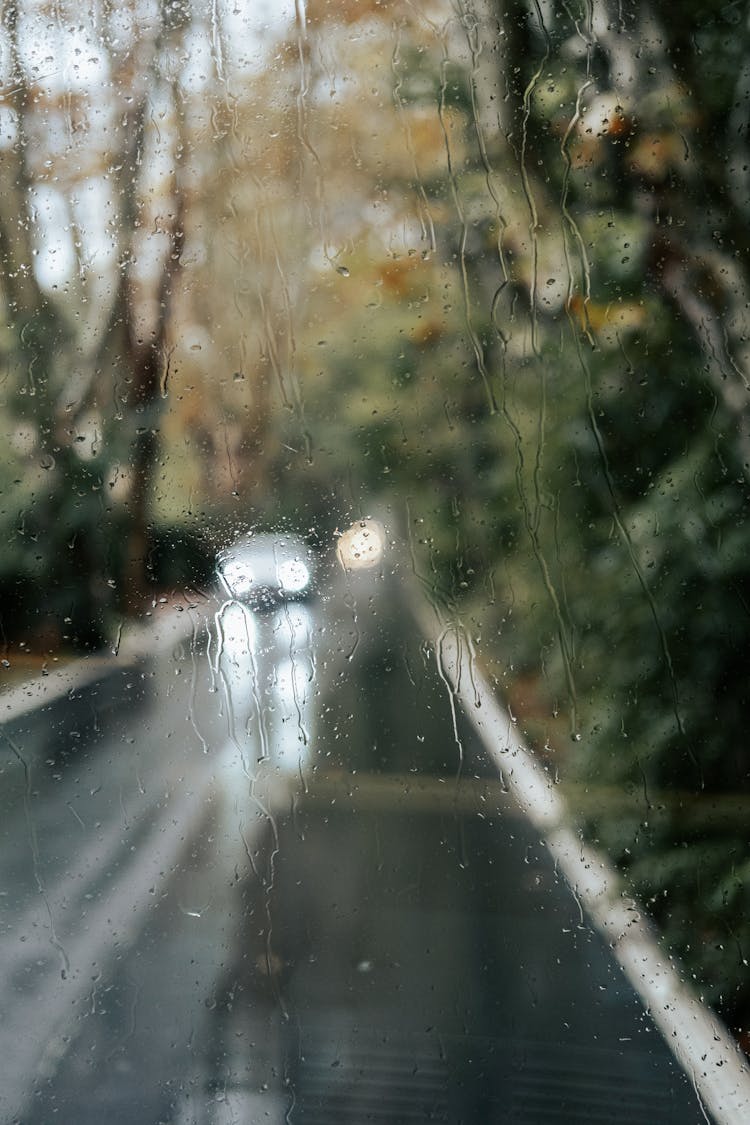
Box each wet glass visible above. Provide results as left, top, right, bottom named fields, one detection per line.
left=1, top=1, right=749, bottom=1122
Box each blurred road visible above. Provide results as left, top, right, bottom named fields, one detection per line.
left=0, top=557, right=707, bottom=1123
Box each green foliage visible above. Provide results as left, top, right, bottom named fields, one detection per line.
left=146, top=525, right=214, bottom=589
left=277, top=0, right=750, bottom=1031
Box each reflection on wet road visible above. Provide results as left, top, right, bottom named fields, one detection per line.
left=0, top=565, right=706, bottom=1123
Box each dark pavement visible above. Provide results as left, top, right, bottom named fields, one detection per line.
left=0, top=561, right=707, bottom=1123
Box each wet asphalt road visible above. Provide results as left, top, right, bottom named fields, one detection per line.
left=0, top=561, right=707, bottom=1124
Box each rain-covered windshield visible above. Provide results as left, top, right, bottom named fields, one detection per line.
left=1, top=1, right=750, bottom=1122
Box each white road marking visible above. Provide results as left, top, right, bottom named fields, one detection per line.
left=0, top=603, right=205, bottom=724
left=0, top=736, right=283, bottom=1124
left=414, top=599, right=750, bottom=1125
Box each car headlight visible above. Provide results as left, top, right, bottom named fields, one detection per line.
left=277, top=558, right=310, bottom=594
left=218, top=556, right=254, bottom=599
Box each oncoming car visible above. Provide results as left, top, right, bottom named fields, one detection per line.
left=216, top=532, right=315, bottom=611
left=214, top=532, right=317, bottom=777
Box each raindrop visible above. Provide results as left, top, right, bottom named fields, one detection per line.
left=336, top=265, right=350, bottom=277
left=40, top=452, right=55, bottom=471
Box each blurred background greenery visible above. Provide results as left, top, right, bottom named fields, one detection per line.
left=2, top=0, right=750, bottom=1046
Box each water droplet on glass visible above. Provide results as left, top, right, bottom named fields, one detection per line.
left=336, top=265, right=350, bottom=277
left=40, top=452, right=55, bottom=471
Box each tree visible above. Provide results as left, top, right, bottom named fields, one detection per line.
left=255, top=0, right=750, bottom=1036
left=0, top=0, right=289, bottom=642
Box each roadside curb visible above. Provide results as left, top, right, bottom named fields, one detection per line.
left=411, top=592, right=750, bottom=1125
left=0, top=596, right=210, bottom=725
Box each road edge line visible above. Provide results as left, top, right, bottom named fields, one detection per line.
left=0, top=600, right=210, bottom=724
left=412, top=595, right=750, bottom=1125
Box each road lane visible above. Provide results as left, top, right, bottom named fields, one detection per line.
left=195, top=567, right=706, bottom=1123
left=0, top=607, right=236, bottom=1123
left=1, top=563, right=712, bottom=1123
left=237, top=577, right=706, bottom=1124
